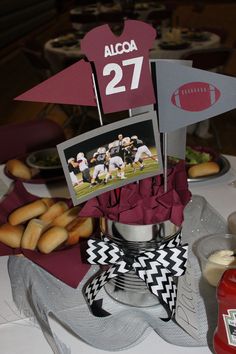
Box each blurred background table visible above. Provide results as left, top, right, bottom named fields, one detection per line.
left=44, top=28, right=221, bottom=73
left=44, top=1, right=169, bottom=73
left=2, top=0, right=236, bottom=159
left=150, top=31, right=220, bottom=59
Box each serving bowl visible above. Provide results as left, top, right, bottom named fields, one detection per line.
left=168, top=145, right=230, bottom=182
left=26, top=147, right=62, bottom=171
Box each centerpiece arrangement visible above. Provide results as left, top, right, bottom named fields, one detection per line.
left=2, top=16, right=236, bottom=353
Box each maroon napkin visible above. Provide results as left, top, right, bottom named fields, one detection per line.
left=0, top=181, right=91, bottom=288
left=79, top=161, right=191, bottom=226
left=0, top=181, right=39, bottom=224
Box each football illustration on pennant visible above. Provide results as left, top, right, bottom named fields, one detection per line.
left=171, top=82, right=221, bottom=112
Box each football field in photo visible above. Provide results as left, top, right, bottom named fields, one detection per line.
left=73, top=148, right=160, bottom=201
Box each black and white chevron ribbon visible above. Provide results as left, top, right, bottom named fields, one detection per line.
left=84, top=233, right=188, bottom=319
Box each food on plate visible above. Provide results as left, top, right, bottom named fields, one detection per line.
left=33, top=154, right=61, bottom=167
left=168, top=146, right=213, bottom=166
left=21, top=219, right=48, bottom=250
left=51, top=33, right=78, bottom=48
left=6, top=159, right=32, bottom=180
left=135, top=3, right=148, bottom=10
left=185, top=146, right=212, bottom=165
left=8, top=199, right=48, bottom=225
left=37, top=226, right=68, bottom=254
left=66, top=217, right=94, bottom=245
left=52, top=206, right=81, bottom=228
left=168, top=146, right=221, bottom=178
left=0, top=223, right=25, bottom=248
left=183, top=31, right=209, bottom=42
left=39, top=201, right=69, bottom=224
left=188, top=161, right=220, bottom=178
left=203, top=250, right=236, bottom=287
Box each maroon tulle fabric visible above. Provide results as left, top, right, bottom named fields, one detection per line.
left=79, top=161, right=191, bottom=226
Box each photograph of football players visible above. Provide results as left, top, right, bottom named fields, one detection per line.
left=67, top=157, right=80, bottom=186
left=57, top=112, right=163, bottom=206
left=106, top=140, right=126, bottom=180
left=131, top=135, right=158, bottom=170
left=76, top=152, right=91, bottom=184
left=90, top=147, right=108, bottom=186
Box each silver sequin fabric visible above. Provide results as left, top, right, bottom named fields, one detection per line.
left=8, top=195, right=227, bottom=353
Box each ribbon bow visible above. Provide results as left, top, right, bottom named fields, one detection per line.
left=84, top=232, right=188, bottom=319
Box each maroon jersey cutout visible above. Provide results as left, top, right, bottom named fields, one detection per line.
left=81, top=20, right=156, bottom=113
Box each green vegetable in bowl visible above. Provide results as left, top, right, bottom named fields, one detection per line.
left=168, top=146, right=213, bottom=166
left=34, top=154, right=61, bottom=167
left=185, top=146, right=211, bottom=165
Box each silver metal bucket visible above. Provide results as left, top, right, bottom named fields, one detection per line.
left=100, top=218, right=181, bottom=307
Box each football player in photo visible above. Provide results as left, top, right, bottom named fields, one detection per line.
left=90, top=147, right=108, bottom=186
left=68, top=157, right=80, bottom=186
left=76, top=152, right=91, bottom=184
left=131, top=135, right=158, bottom=170
left=121, top=136, right=136, bottom=171
left=106, top=140, right=126, bottom=181
left=118, top=134, right=123, bottom=146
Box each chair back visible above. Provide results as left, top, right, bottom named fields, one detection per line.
left=97, top=11, right=123, bottom=23
left=22, top=47, right=51, bottom=80
left=146, top=9, right=172, bottom=22
left=0, top=119, right=66, bottom=163
left=181, top=47, right=233, bottom=72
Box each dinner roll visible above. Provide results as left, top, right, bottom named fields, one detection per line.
left=21, top=219, right=48, bottom=250
left=6, top=159, right=32, bottom=180
left=37, top=226, right=68, bottom=254
left=188, top=161, right=220, bottom=178
left=8, top=200, right=48, bottom=226
left=66, top=217, right=94, bottom=246
left=0, top=223, right=25, bottom=248
left=41, top=198, right=55, bottom=208
left=52, top=206, right=81, bottom=228
left=39, top=201, right=69, bottom=224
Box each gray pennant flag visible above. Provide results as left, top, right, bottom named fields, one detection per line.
left=156, top=61, right=236, bottom=133
left=131, top=60, right=192, bottom=159
left=155, top=60, right=192, bottom=159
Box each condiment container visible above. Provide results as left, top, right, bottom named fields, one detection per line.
left=214, top=269, right=236, bottom=353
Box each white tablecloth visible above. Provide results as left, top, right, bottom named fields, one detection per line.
left=1, top=155, right=236, bottom=353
